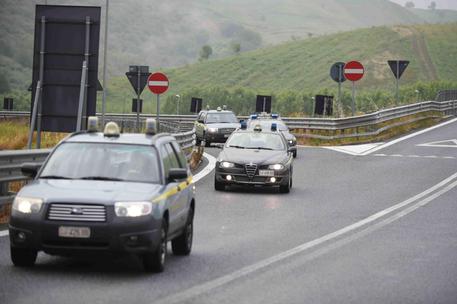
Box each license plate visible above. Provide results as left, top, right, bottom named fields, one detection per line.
left=259, top=170, right=274, bottom=176
left=58, top=226, right=91, bottom=238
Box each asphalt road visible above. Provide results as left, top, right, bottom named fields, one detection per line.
left=1, top=119, right=457, bottom=304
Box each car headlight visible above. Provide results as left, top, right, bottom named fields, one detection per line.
left=268, top=164, right=284, bottom=170
left=220, top=161, right=235, bottom=168
left=207, top=127, right=218, bottom=133
left=115, top=202, right=153, bottom=217
left=288, top=139, right=296, bottom=146
left=12, top=197, right=43, bottom=214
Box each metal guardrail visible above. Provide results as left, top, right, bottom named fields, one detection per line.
left=0, top=129, right=196, bottom=208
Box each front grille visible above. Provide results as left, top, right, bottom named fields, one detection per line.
left=48, top=204, right=107, bottom=222
left=245, top=164, right=258, bottom=179
left=220, top=128, right=235, bottom=134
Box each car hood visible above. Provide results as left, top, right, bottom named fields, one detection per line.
left=206, top=122, right=240, bottom=129
left=17, top=179, right=163, bottom=204
left=218, top=148, right=288, bottom=165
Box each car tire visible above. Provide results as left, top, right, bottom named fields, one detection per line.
left=279, top=174, right=291, bottom=193
left=293, top=150, right=297, bottom=158
left=214, top=178, right=225, bottom=191
left=172, top=207, right=194, bottom=256
left=143, top=219, right=168, bottom=273
left=196, top=138, right=202, bottom=146
left=205, top=141, right=211, bottom=147
left=11, top=246, right=37, bottom=267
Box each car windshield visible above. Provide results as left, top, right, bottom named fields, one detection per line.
left=248, top=120, right=288, bottom=131
left=226, top=132, right=285, bottom=150
left=206, top=112, right=238, bottom=123
left=40, top=143, right=161, bottom=184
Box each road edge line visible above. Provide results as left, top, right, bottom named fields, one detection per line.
left=361, top=117, right=457, bottom=155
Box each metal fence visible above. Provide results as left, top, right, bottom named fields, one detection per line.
left=0, top=129, right=196, bottom=208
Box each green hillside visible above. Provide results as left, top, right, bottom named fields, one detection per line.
left=163, top=23, right=457, bottom=94
left=2, top=0, right=457, bottom=93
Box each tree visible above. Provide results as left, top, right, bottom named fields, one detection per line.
left=405, top=1, right=415, bottom=8
left=199, top=45, right=213, bottom=61
left=230, top=42, right=241, bottom=54
left=428, top=1, right=436, bottom=10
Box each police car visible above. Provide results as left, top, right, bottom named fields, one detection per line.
left=9, top=118, right=195, bottom=273
left=195, top=107, right=240, bottom=147
left=214, top=122, right=293, bottom=193
left=247, top=113, right=297, bottom=158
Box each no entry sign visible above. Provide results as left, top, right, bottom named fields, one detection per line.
left=344, top=61, right=365, bottom=82
left=147, top=72, right=169, bottom=95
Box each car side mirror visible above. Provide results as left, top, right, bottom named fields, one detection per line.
left=168, top=168, right=188, bottom=181
left=21, top=162, right=41, bottom=178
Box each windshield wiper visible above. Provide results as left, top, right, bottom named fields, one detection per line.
left=228, top=145, right=245, bottom=149
left=40, top=175, right=73, bottom=180
left=79, top=176, right=125, bottom=181
left=246, top=147, right=274, bottom=150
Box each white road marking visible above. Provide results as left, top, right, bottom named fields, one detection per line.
left=407, top=155, right=420, bottom=158
left=424, top=155, right=438, bottom=158
left=417, top=139, right=457, bottom=148
left=324, top=143, right=384, bottom=156
left=361, top=117, right=457, bottom=155
left=391, top=154, right=403, bottom=157
left=193, top=152, right=217, bottom=183
left=154, top=172, right=457, bottom=304
left=0, top=153, right=219, bottom=238
left=374, top=153, right=386, bottom=156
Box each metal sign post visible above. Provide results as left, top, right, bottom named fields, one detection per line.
left=156, top=94, right=160, bottom=132
left=330, top=62, right=346, bottom=118
left=136, top=68, right=141, bottom=132
left=351, top=82, right=356, bottom=116
left=76, top=61, right=88, bottom=132
left=388, top=60, right=409, bottom=106
left=27, top=81, right=42, bottom=149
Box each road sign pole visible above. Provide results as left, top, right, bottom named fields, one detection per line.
left=156, top=94, right=160, bottom=132
left=101, top=0, right=109, bottom=127
left=338, top=65, right=342, bottom=118
left=77, top=61, right=88, bottom=132
left=396, top=60, right=399, bottom=106
left=36, top=16, right=46, bottom=149
left=28, top=81, right=42, bottom=149
left=263, top=97, right=266, bottom=112
left=351, top=81, right=356, bottom=116
left=136, top=69, right=141, bottom=132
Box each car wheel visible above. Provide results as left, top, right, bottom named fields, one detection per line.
left=279, top=174, right=291, bottom=193
left=11, top=246, right=37, bottom=267
left=143, top=219, right=168, bottom=273
left=293, top=150, right=297, bottom=158
left=214, top=178, right=225, bottom=191
left=172, top=207, right=194, bottom=256
left=196, top=138, right=202, bottom=146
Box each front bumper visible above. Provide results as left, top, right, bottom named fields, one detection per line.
left=215, top=166, right=289, bottom=186
left=204, top=132, right=231, bottom=143
left=9, top=209, right=161, bottom=256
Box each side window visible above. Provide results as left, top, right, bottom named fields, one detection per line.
left=170, top=142, right=187, bottom=169
left=160, top=145, right=171, bottom=177
left=201, top=112, right=206, bottom=123
left=165, top=144, right=180, bottom=169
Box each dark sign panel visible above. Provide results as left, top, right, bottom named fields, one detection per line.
left=126, top=65, right=149, bottom=94
left=191, top=97, right=203, bottom=113
left=3, top=98, right=13, bottom=111
left=256, top=95, right=272, bottom=113
left=314, top=95, right=333, bottom=116
left=132, top=98, right=143, bottom=113
left=31, top=5, right=101, bottom=132
left=330, top=62, right=346, bottom=83
left=388, top=60, right=409, bottom=79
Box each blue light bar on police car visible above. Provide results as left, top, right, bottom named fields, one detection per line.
left=240, top=120, right=247, bottom=129
left=271, top=114, right=279, bottom=118
left=250, top=114, right=258, bottom=119
left=271, top=123, right=277, bottom=131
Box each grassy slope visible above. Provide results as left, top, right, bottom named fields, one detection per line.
left=163, top=23, right=457, bottom=96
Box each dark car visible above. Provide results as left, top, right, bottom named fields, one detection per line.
left=214, top=124, right=293, bottom=193
left=9, top=119, right=195, bottom=273
left=195, top=108, right=240, bottom=146
left=247, top=114, right=297, bottom=158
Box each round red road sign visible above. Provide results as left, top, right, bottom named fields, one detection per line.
left=147, top=72, right=169, bottom=94
left=344, top=61, right=365, bottom=82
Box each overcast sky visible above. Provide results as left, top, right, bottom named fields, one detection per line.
left=390, top=0, right=457, bottom=9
